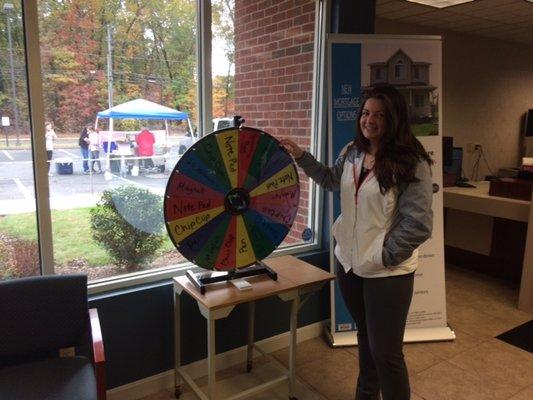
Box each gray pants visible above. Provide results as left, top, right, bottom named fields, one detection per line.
left=336, top=263, right=414, bottom=400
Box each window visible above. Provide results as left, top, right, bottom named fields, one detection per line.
left=375, top=68, right=382, bottom=81
left=413, top=66, right=420, bottom=80
left=36, top=0, right=198, bottom=285
left=414, top=94, right=425, bottom=108
left=394, top=60, right=404, bottom=79
left=0, top=1, right=40, bottom=280
left=3, top=0, right=325, bottom=291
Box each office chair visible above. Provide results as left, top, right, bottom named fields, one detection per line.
left=0, top=274, right=106, bottom=400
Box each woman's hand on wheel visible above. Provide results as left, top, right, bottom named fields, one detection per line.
left=280, top=139, right=304, bottom=159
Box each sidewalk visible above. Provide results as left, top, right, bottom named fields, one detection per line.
left=0, top=193, right=101, bottom=215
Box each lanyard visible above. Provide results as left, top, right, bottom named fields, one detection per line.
left=353, top=155, right=372, bottom=204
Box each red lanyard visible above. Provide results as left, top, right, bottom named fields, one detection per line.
left=353, top=154, right=372, bottom=204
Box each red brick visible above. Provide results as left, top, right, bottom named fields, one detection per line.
left=283, top=119, right=299, bottom=128
left=286, top=45, right=302, bottom=56
left=276, top=93, right=292, bottom=102
left=294, top=14, right=309, bottom=26
left=279, top=38, right=293, bottom=48
left=302, top=2, right=315, bottom=13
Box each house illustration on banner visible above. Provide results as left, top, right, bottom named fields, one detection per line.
left=366, top=49, right=437, bottom=121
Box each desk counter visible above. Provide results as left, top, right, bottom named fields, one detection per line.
left=443, top=181, right=533, bottom=314
left=443, top=181, right=530, bottom=222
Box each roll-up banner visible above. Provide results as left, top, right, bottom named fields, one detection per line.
left=325, top=34, right=455, bottom=346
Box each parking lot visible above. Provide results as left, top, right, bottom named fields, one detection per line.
left=0, top=147, right=182, bottom=215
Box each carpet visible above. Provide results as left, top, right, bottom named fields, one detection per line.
left=496, top=320, right=533, bottom=353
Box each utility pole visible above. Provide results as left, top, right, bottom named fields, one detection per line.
left=4, top=3, right=20, bottom=145
left=106, top=24, right=114, bottom=108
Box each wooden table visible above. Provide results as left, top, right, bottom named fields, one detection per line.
left=173, top=255, right=335, bottom=400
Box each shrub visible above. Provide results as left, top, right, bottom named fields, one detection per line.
left=90, top=185, right=165, bottom=271
left=0, top=235, right=40, bottom=280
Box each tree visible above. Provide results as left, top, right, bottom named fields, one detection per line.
left=213, top=74, right=234, bottom=117
left=33, top=0, right=231, bottom=133
left=39, top=0, right=106, bottom=132
left=212, top=0, right=235, bottom=117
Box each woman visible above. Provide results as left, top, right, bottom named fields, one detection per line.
left=88, top=127, right=102, bottom=173
left=281, top=84, right=433, bottom=400
left=45, top=122, right=57, bottom=176
left=79, top=125, right=90, bottom=174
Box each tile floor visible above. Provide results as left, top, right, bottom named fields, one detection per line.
left=142, top=265, right=533, bottom=400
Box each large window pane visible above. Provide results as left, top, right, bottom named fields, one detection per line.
left=0, top=1, right=40, bottom=280
left=37, top=0, right=198, bottom=282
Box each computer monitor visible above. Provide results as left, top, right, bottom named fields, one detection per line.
left=442, top=136, right=453, bottom=167
left=443, top=147, right=463, bottom=186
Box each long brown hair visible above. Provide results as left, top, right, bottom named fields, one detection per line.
left=354, top=84, right=433, bottom=193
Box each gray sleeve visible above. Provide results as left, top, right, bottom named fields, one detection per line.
left=295, top=151, right=346, bottom=192
left=382, top=160, right=434, bottom=267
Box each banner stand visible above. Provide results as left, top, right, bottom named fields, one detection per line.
left=324, top=322, right=357, bottom=347
left=324, top=323, right=455, bottom=347
left=325, top=34, right=455, bottom=346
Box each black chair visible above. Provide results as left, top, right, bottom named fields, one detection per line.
left=0, top=274, right=106, bottom=400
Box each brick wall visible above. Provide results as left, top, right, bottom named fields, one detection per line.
left=234, top=0, right=316, bottom=244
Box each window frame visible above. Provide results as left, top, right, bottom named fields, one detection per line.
left=21, top=0, right=327, bottom=294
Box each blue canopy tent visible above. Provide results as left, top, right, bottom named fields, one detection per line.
left=96, top=98, right=189, bottom=121
left=95, top=99, right=192, bottom=176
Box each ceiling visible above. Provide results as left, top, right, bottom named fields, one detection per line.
left=376, top=0, right=533, bottom=46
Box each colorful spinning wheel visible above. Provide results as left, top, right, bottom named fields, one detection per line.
left=164, top=127, right=300, bottom=271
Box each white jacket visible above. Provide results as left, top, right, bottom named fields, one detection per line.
left=297, top=145, right=433, bottom=278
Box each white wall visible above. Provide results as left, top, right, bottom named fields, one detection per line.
left=376, top=18, right=533, bottom=181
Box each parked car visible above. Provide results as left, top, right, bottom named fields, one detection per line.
left=177, top=117, right=234, bottom=155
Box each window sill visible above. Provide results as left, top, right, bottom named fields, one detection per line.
left=87, top=241, right=321, bottom=295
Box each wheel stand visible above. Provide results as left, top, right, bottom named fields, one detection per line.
left=186, top=261, right=278, bottom=294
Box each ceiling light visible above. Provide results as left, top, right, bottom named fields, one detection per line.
left=406, top=0, right=475, bottom=8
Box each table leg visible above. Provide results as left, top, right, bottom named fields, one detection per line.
left=174, top=290, right=182, bottom=398
left=246, top=301, right=255, bottom=372
left=207, top=315, right=216, bottom=399
left=288, top=294, right=299, bottom=400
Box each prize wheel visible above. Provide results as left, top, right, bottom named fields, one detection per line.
left=164, top=126, right=300, bottom=271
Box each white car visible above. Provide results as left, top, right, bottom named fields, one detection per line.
left=177, top=118, right=234, bottom=155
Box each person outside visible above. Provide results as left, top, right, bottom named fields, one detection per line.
left=88, top=127, right=102, bottom=173
left=281, top=84, right=433, bottom=400
left=135, top=127, right=155, bottom=169
left=79, top=125, right=90, bottom=174
left=45, top=122, right=57, bottom=176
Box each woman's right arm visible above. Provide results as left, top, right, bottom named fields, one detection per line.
left=280, top=138, right=345, bottom=192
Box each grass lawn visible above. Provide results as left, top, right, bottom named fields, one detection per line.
left=0, top=207, right=175, bottom=266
